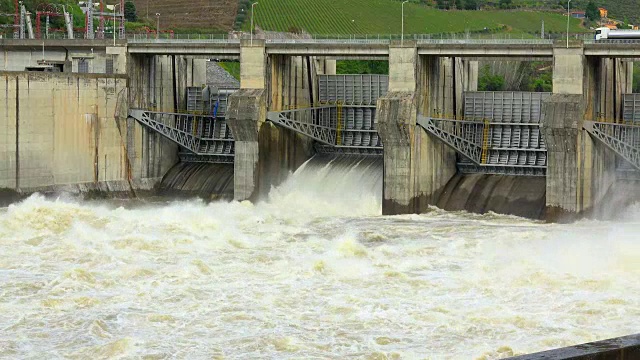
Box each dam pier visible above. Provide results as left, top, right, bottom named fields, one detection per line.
left=1, top=37, right=640, bottom=219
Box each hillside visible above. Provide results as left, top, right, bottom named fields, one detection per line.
left=251, top=0, right=585, bottom=35
left=131, top=0, right=237, bottom=31
left=510, top=0, right=640, bottom=25
left=599, top=0, right=640, bottom=25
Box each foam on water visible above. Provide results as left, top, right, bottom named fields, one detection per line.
left=1, top=157, right=639, bottom=359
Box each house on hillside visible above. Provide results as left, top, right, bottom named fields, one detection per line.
left=570, top=11, right=585, bottom=19
left=598, top=7, right=607, bottom=18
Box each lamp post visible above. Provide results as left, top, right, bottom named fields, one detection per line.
left=401, top=0, right=408, bottom=45
left=155, top=12, right=160, bottom=40
left=566, top=0, right=571, bottom=48
left=113, top=3, right=120, bottom=46
left=251, top=2, right=258, bottom=46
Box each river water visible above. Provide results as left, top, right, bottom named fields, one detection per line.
left=1, top=156, right=639, bottom=359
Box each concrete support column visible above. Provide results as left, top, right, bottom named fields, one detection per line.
left=315, top=59, right=336, bottom=75
left=269, top=55, right=313, bottom=110
left=227, top=40, right=314, bottom=201
left=226, top=40, right=267, bottom=201
left=240, top=39, right=266, bottom=89
left=614, top=59, right=633, bottom=121
left=544, top=42, right=616, bottom=220
left=585, top=57, right=632, bottom=122
left=377, top=42, right=457, bottom=214
left=552, top=43, right=584, bottom=95
left=463, top=60, right=478, bottom=92
left=226, top=89, right=267, bottom=201
left=126, top=53, right=178, bottom=181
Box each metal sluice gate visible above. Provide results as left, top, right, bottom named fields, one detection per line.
left=129, top=80, right=640, bottom=173
left=267, top=75, right=387, bottom=156
left=419, top=91, right=551, bottom=176
left=128, top=87, right=236, bottom=164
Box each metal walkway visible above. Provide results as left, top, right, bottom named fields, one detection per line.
left=128, top=109, right=234, bottom=164
left=583, top=121, right=640, bottom=171
left=417, top=116, right=547, bottom=176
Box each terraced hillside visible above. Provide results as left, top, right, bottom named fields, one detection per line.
left=132, top=0, right=237, bottom=31
left=252, top=0, right=586, bottom=34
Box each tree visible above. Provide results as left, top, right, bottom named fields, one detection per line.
left=585, top=1, right=600, bottom=21
left=436, top=0, right=449, bottom=10
left=478, top=65, right=505, bottom=91
left=124, top=1, right=137, bottom=22
left=464, top=0, right=477, bottom=10
left=499, top=0, right=512, bottom=9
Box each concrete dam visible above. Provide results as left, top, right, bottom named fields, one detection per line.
left=2, top=38, right=640, bottom=358
left=1, top=38, right=640, bottom=221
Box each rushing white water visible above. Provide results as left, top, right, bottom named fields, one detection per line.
left=1, top=156, right=639, bottom=359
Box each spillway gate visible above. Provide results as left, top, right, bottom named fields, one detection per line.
left=129, top=87, right=237, bottom=164
left=267, top=75, right=387, bottom=156
left=421, top=91, right=550, bottom=176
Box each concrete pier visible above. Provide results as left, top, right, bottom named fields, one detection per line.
left=542, top=42, right=620, bottom=221
left=377, top=42, right=464, bottom=215
left=226, top=39, right=315, bottom=201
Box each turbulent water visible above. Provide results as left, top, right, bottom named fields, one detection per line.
left=1, top=155, right=639, bottom=359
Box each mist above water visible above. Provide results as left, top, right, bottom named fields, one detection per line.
left=0, top=156, right=639, bottom=359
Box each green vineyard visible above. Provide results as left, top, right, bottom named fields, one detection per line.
left=251, top=0, right=586, bottom=35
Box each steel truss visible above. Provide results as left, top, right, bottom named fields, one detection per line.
left=583, top=121, right=640, bottom=171
left=418, top=116, right=484, bottom=163
left=418, top=116, right=548, bottom=176
left=129, top=109, right=234, bottom=163
left=267, top=107, right=337, bottom=145
left=267, top=106, right=385, bottom=153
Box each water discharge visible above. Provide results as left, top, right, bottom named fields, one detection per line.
left=1, top=155, right=639, bottom=359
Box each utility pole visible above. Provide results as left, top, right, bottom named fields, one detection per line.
left=541, top=20, right=544, bottom=39
left=566, top=0, right=571, bottom=48
left=401, top=0, right=408, bottom=45
left=251, top=2, right=258, bottom=46
left=155, top=12, right=160, bottom=39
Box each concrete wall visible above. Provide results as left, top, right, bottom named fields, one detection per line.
left=0, top=72, right=160, bottom=193
left=1, top=48, right=115, bottom=74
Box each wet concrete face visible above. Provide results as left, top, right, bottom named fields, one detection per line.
left=435, top=174, right=546, bottom=219
left=159, top=162, right=234, bottom=201
left=382, top=172, right=547, bottom=219
left=507, top=333, right=640, bottom=360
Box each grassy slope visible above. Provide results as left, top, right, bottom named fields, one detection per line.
left=252, top=0, right=585, bottom=34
